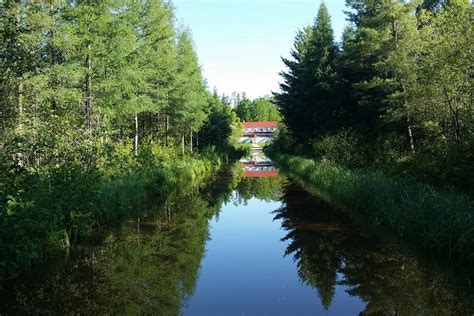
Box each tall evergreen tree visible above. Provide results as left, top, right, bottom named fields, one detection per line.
left=341, top=0, right=406, bottom=133
left=275, top=3, right=338, bottom=143
left=275, top=25, right=313, bottom=143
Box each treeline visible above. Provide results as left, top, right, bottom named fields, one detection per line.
left=274, top=0, right=473, bottom=192
left=0, top=0, right=239, bottom=169
left=231, top=93, right=281, bottom=122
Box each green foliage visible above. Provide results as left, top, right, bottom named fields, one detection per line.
left=274, top=0, right=473, bottom=192
left=0, top=0, right=218, bottom=167
left=0, top=143, right=222, bottom=280
left=234, top=96, right=281, bottom=122
left=198, top=92, right=241, bottom=150
left=272, top=154, right=474, bottom=264
left=274, top=2, right=339, bottom=142
left=170, top=30, right=208, bottom=137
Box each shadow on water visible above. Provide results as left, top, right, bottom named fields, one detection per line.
left=0, top=159, right=473, bottom=315
left=275, top=182, right=474, bottom=315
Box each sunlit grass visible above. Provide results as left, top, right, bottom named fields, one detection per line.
left=272, top=153, right=474, bottom=263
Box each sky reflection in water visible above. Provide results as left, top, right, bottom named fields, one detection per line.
left=183, top=193, right=365, bottom=316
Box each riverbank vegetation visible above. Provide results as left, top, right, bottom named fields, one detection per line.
left=1, top=169, right=241, bottom=314
left=0, top=1, right=241, bottom=279
left=276, top=182, right=474, bottom=314
left=0, top=147, right=225, bottom=280
left=271, top=153, right=474, bottom=263
left=270, top=1, right=473, bottom=263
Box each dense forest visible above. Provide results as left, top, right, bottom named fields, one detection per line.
left=270, top=0, right=474, bottom=263
left=0, top=0, right=241, bottom=279
left=1, top=0, right=473, bottom=309
left=274, top=0, right=473, bottom=192
left=0, top=0, right=240, bottom=160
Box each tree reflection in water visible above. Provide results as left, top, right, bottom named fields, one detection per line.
left=275, top=182, right=474, bottom=315
left=1, top=169, right=473, bottom=315
left=234, top=175, right=286, bottom=203
left=0, top=169, right=239, bottom=315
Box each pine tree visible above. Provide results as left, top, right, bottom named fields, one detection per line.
left=275, top=3, right=338, bottom=143
left=305, top=3, right=338, bottom=136
left=340, top=0, right=420, bottom=146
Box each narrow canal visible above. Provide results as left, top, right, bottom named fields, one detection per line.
left=1, top=160, right=473, bottom=315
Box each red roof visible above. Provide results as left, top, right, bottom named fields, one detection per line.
left=242, top=121, right=278, bottom=128
left=243, top=170, right=279, bottom=178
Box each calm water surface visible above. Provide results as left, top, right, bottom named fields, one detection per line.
left=1, top=163, right=473, bottom=315
left=183, top=190, right=364, bottom=315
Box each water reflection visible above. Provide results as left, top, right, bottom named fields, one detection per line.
left=276, top=182, right=474, bottom=314
left=1, top=166, right=473, bottom=315
left=0, top=170, right=239, bottom=315
left=240, top=153, right=278, bottom=178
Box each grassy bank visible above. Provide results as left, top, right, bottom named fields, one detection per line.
left=0, top=144, right=223, bottom=280
left=270, top=153, right=474, bottom=264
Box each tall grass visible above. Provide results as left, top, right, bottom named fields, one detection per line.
left=0, top=143, right=222, bottom=279
left=271, top=153, right=474, bottom=263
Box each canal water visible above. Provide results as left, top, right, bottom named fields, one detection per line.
left=1, top=161, right=473, bottom=315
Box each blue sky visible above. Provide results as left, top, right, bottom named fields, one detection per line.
left=173, top=0, right=348, bottom=99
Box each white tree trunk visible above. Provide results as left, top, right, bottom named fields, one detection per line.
left=407, top=116, right=415, bottom=154
left=85, top=44, right=92, bottom=131
left=182, top=135, right=185, bottom=155
left=165, top=115, right=169, bottom=146
left=16, top=81, right=25, bottom=167
left=134, top=114, right=139, bottom=156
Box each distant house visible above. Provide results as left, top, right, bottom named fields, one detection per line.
left=239, top=121, right=278, bottom=150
